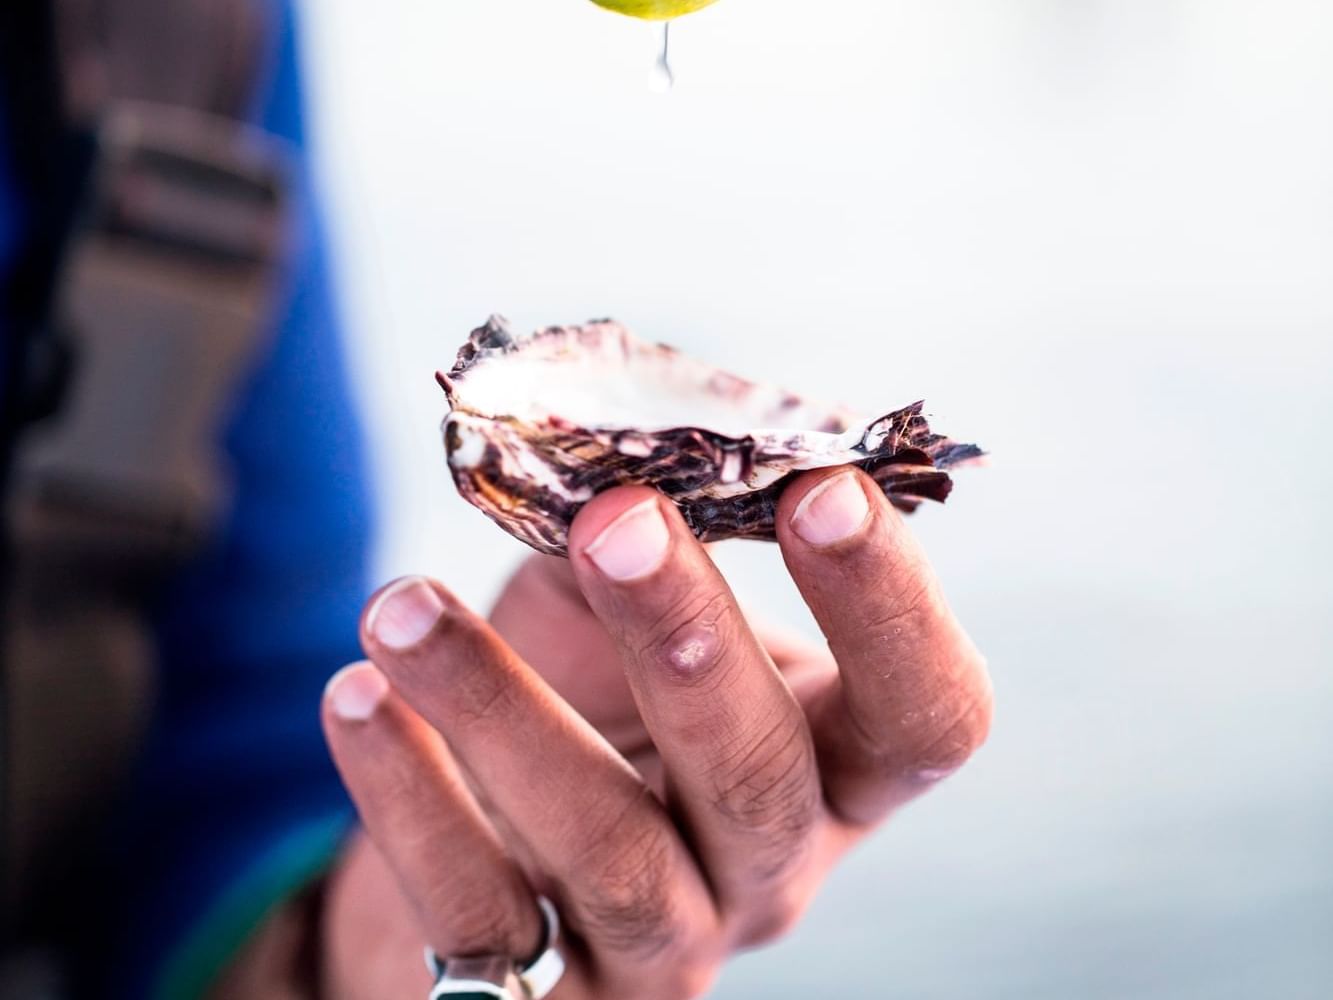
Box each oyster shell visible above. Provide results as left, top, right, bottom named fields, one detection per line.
left=440, top=316, right=982, bottom=557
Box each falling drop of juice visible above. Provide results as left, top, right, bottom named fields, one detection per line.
left=649, top=21, right=674, bottom=92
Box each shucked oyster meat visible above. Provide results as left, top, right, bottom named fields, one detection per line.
left=440, top=316, right=982, bottom=557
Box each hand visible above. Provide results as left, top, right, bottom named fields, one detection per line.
left=484, top=549, right=845, bottom=802
left=317, top=468, right=993, bottom=999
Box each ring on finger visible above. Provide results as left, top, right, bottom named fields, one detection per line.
left=425, top=896, right=565, bottom=1000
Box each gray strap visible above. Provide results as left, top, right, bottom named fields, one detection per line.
left=55, top=0, right=268, bottom=124
left=3, top=99, right=292, bottom=915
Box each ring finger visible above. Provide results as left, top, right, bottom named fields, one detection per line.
left=358, top=578, right=721, bottom=999
left=322, top=661, right=591, bottom=994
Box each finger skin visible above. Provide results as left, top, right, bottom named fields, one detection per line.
left=321, top=661, right=544, bottom=959
left=566, top=488, right=823, bottom=943
left=775, top=468, right=994, bottom=826
left=489, top=555, right=646, bottom=757
left=358, top=579, right=720, bottom=996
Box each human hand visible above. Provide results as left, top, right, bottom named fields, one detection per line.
left=485, top=549, right=838, bottom=799
left=319, top=467, right=993, bottom=999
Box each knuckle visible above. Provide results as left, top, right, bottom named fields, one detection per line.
left=577, top=810, right=688, bottom=961
left=637, top=591, right=737, bottom=684
left=450, top=660, right=523, bottom=732
left=708, top=721, right=819, bottom=880
left=901, top=668, right=994, bottom=781
left=420, top=875, right=524, bottom=955
left=844, top=616, right=993, bottom=782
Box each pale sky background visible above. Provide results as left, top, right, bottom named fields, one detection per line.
left=301, top=2, right=1333, bottom=996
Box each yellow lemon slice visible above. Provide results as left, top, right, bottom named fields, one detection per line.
left=589, top=0, right=719, bottom=20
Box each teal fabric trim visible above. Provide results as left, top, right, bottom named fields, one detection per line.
left=151, top=813, right=350, bottom=1000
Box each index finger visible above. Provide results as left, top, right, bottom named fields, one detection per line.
left=775, top=467, right=994, bottom=827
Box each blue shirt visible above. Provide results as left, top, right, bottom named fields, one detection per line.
left=2, top=4, right=373, bottom=996
left=0, top=99, right=24, bottom=349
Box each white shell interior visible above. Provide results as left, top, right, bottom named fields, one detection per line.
left=453, top=331, right=857, bottom=439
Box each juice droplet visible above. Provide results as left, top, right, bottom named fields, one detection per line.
left=649, top=21, right=675, bottom=92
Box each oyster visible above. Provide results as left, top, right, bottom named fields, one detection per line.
left=440, top=316, right=982, bottom=557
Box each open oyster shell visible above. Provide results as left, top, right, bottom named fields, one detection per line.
left=440, top=316, right=983, bottom=557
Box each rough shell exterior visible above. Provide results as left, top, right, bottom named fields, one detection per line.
left=440, top=316, right=983, bottom=557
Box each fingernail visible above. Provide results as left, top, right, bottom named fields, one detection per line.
left=584, top=498, right=670, bottom=581
left=326, top=663, right=389, bottom=722
left=791, top=472, right=870, bottom=546
left=367, top=576, right=445, bottom=649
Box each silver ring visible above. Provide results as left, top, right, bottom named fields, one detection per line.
left=425, top=896, right=565, bottom=1000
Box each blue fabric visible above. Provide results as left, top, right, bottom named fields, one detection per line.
left=93, top=4, right=372, bottom=995
left=0, top=103, right=19, bottom=253
left=0, top=100, right=24, bottom=380
left=0, top=3, right=370, bottom=993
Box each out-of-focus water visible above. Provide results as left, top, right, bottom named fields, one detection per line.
left=305, top=1, right=1333, bottom=995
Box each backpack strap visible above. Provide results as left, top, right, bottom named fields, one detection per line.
left=1, top=0, right=292, bottom=941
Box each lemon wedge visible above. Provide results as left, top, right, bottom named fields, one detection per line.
left=589, top=0, right=719, bottom=20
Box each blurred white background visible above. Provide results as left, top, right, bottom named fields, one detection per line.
left=301, top=1, right=1332, bottom=996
